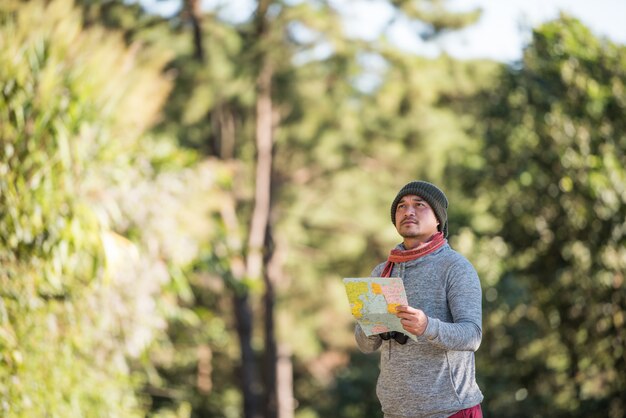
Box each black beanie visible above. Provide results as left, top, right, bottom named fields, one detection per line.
left=390, top=181, right=449, bottom=238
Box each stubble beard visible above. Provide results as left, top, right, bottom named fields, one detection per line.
left=398, top=223, right=422, bottom=239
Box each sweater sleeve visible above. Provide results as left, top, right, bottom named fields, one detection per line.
left=422, top=258, right=482, bottom=351
left=355, top=323, right=382, bottom=353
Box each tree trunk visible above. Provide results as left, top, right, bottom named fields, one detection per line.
left=265, top=232, right=294, bottom=418
left=238, top=2, right=282, bottom=417
left=234, top=292, right=261, bottom=418
left=220, top=199, right=262, bottom=418
left=185, top=1, right=260, bottom=414
left=218, top=102, right=274, bottom=418
left=212, top=104, right=236, bottom=159
left=246, top=61, right=273, bottom=282
left=184, top=0, right=204, bottom=62
left=251, top=54, right=277, bottom=418
left=264, top=224, right=278, bottom=418
left=277, top=344, right=294, bottom=418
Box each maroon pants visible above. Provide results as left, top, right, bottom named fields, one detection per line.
left=448, top=404, right=482, bottom=418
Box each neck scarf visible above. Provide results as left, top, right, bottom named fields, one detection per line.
left=381, top=232, right=447, bottom=277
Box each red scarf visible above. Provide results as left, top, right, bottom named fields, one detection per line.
left=381, top=232, right=447, bottom=277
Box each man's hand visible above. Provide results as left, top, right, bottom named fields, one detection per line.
left=396, top=305, right=428, bottom=336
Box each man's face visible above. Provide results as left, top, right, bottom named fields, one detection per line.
left=394, top=195, right=440, bottom=241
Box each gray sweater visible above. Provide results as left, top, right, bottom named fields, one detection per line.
left=355, top=244, right=483, bottom=418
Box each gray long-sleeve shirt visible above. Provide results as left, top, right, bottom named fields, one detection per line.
left=355, top=243, right=483, bottom=418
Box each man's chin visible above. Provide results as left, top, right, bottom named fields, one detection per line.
left=399, top=230, right=421, bottom=239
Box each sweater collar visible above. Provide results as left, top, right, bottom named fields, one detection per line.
left=381, top=232, right=447, bottom=277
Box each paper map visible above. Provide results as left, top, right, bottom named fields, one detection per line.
left=343, top=277, right=417, bottom=341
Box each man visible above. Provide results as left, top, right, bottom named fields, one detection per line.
left=355, top=180, right=483, bottom=418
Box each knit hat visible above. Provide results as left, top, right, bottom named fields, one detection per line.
left=390, top=181, right=449, bottom=238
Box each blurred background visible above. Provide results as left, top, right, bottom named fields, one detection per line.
left=0, top=0, right=624, bottom=417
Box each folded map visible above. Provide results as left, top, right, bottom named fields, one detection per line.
left=343, top=277, right=417, bottom=341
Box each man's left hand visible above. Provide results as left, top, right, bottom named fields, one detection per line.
left=396, top=305, right=428, bottom=336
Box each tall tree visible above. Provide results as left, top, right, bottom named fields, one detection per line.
left=454, top=16, right=626, bottom=417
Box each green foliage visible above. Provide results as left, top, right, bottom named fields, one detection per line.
left=390, top=0, right=482, bottom=39
left=455, top=16, right=626, bottom=418
left=0, top=1, right=225, bottom=416
left=318, top=352, right=381, bottom=418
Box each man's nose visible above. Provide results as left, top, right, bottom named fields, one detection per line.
left=404, top=206, right=416, bottom=216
